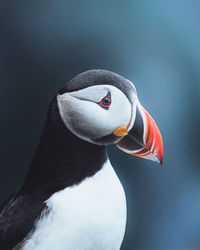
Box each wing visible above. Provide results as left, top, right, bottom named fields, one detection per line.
left=0, top=191, right=45, bottom=250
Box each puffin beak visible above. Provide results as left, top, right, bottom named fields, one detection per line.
left=115, top=101, right=163, bottom=164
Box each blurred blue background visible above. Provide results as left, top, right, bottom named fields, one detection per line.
left=0, top=0, right=200, bottom=249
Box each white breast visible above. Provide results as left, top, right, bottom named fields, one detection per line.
left=22, top=160, right=127, bottom=250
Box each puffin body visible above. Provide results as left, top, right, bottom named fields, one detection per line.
left=22, top=160, right=126, bottom=250
left=0, top=70, right=163, bottom=250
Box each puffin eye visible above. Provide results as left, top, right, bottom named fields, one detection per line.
left=99, top=94, right=112, bottom=110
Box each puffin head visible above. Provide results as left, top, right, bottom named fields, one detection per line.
left=57, top=69, right=163, bottom=164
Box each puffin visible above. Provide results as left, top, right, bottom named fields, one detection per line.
left=0, top=70, right=163, bottom=250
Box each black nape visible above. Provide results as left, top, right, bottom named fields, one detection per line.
left=22, top=96, right=107, bottom=197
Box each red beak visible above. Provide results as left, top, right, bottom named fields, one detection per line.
left=117, top=103, right=163, bottom=164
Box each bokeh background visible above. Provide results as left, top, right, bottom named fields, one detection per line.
left=0, top=1, right=200, bottom=249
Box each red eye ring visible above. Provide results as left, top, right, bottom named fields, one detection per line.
left=99, top=94, right=112, bottom=110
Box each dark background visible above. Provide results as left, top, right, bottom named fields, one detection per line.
left=0, top=1, right=200, bottom=249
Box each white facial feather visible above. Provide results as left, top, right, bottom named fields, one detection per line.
left=57, top=85, right=132, bottom=144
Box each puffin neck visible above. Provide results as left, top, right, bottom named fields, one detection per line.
left=21, top=97, right=107, bottom=197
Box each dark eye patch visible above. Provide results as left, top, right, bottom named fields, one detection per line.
left=98, top=92, right=112, bottom=110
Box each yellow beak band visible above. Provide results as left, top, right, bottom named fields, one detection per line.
left=113, top=126, right=128, bottom=137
